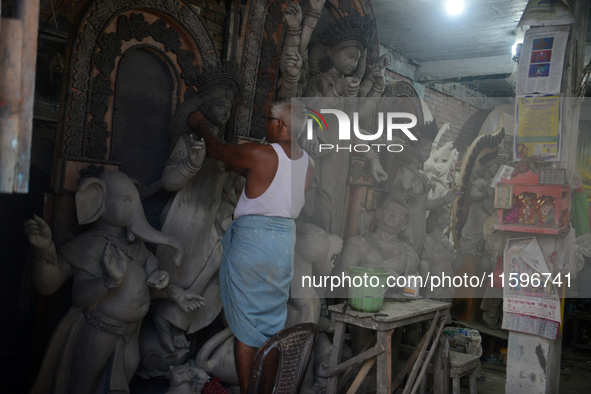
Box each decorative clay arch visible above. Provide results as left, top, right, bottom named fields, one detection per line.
left=53, top=0, right=218, bottom=192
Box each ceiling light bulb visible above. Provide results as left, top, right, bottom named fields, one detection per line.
left=512, top=41, right=523, bottom=56
left=446, top=0, right=464, bottom=15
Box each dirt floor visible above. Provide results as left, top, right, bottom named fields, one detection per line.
left=461, top=347, right=591, bottom=393
left=130, top=321, right=591, bottom=393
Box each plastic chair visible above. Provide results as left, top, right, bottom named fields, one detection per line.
left=246, top=323, right=319, bottom=394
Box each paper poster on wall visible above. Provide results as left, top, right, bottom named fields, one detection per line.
left=516, top=25, right=570, bottom=95
left=502, top=237, right=561, bottom=340
left=517, top=0, right=575, bottom=28
left=514, top=94, right=561, bottom=161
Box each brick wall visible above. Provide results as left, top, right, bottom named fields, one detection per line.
left=188, top=0, right=228, bottom=53
left=423, top=89, right=488, bottom=155
left=385, top=69, right=488, bottom=155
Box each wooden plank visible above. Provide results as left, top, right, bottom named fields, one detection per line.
left=402, top=311, right=440, bottom=394
left=327, top=342, right=385, bottom=377
left=346, top=358, right=376, bottom=394
left=442, top=340, right=450, bottom=394
left=392, top=332, right=432, bottom=392
left=0, top=18, right=23, bottom=192
left=330, top=300, right=451, bottom=331
left=411, top=317, right=447, bottom=394
left=326, top=322, right=346, bottom=394
left=337, top=332, right=377, bottom=393
left=376, top=329, right=393, bottom=393
left=14, top=0, right=41, bottom=193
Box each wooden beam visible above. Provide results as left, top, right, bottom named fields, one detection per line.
left=402, top=311, right=440, bottom=394
left=327, top=343, right=386, bottom=377
left=14, top=0, right=41, bottom=193
left=346, top=358, right=376, bottom=394
left=0, top=18, right=23, bottom=192
left=410, top=316, right=447, bottom=394
left=391, top=330, right=432, bottom=392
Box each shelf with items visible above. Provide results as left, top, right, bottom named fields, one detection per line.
left=494, top=170, right=570, bottom=234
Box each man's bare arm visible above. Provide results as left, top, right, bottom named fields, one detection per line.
left=188, top=111, right=269, bottom=171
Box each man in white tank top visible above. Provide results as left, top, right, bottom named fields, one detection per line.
left=189, top=100, right=314, bottom=393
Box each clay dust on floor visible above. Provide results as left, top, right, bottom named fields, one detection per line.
left=463, top=347, right=591, bottom=393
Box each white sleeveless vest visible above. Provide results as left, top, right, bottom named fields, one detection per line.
left=234, top=143, right=309, bottom=219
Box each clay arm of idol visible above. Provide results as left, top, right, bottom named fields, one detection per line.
left=353, top=131, right=392, bottom=183
left=426, top=186, right=462, bottom=210
left=300, top=0, right=324, bottom=54
left=70, top=242, right=127, bottom=307
left=161, top=133, right=206, bottom=192
left=278, top=3, right=303, bottom=98
left=23, top=215, right=73, bottom=295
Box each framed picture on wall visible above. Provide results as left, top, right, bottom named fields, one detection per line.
left=494, top=184, right=514, bottom=209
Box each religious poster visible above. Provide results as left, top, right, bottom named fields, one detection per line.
left=502, top=237, right=562, bottom=340
left=514, top=94, right=561, bottom=161
left=516, top=25, right=570, bottom=95
left=494, top=184, right=513, bottom=209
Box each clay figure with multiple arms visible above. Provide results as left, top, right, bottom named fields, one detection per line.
left=146, top=65, right=243, bottom=369
left=420, top=206, right=456, bottom=300
left=278, top=0, right=326, bottom=98
left=455, top=151, right=499, bottom=267
left=300, top=12, right=388, bottom=235
left=389, top=122, right=461, bottom=254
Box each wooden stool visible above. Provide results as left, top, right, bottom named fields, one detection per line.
left=449, top=351, right=480, bottom=394
left=326, top=299, right=452, bottom=394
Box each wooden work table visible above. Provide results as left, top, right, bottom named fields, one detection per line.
left=327, top=299, right=452, bottom=394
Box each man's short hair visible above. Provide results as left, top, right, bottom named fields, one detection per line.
left=270, top=99, right=307, bottom=137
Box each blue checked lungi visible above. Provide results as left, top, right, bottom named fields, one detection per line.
left=219, top=215, right=296, bottom=348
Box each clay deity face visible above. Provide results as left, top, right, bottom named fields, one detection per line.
left=377, top=201, right=407, bottom=234
left=436, top=210, right=450, bottom=230
left=102, top=173, right=138, bottom=227
left=330, top=44, right=362, bottom=76
left=484, top=160, right=498, bottom=178
left=203, top=95, right=233, bottom=127
left=414, top=140, right=433, bottom=163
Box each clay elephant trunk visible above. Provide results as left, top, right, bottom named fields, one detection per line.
left=128, top=203, right=184, bottom=267
left=76, top=171, right=184, bottom=267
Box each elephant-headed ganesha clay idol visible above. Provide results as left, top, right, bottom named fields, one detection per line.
left=24, top=170, right=202, bottom=394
